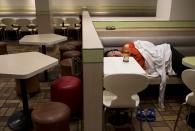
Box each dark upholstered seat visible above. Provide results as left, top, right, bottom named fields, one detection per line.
left=66, top=41, right=82, bottom=51
left=60, top=58, right=73, bottom=76
left=32, top=102, right=70, bottom=131
left=51, top=76, right=82, bottom=113
left=62, top=50, right=81, bottom=60
left=59, top=44, right=77, bottom=60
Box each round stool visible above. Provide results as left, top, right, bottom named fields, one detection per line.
left=62, top=50, right=81, bottom=60
left=51, top=76, right=82, bottom=113
left=59, top=44, right=77, bottom=60
left=67, top=41, right=82, bottom=51
left=32, top=102, right=70, bottom=131
left=60, top=58, right=73, bottom=76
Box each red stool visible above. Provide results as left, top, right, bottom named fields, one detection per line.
left=0, top=42, right=7, bottom=55
left=51, top=76, right=82, bottom=113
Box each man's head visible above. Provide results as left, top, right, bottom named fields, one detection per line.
left=105, top=49, right=123, bottom=57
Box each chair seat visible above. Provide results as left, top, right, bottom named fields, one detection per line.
left=103, top=90, right=139, bottom=108
left=32, top=102, right=70, bottom=131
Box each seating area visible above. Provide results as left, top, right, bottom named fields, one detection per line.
left=0, top=41, right=193, bottom=131
left=101, top=35, right=195, bottom=85
left=0, top=0, right=195, bottom=130
left=0, top=17, right=81, bottom=40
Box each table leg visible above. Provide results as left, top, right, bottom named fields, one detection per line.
left=20, top=79, right=32, bottom=128
left=41, top=45, right=48, bottom=81
left=7, top=79, right=33, bottom=130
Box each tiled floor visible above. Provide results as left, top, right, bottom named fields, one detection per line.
left=0, top=41, right=195, bottom=131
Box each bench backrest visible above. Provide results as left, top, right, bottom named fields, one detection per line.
left=100, top=36, right=195, bottom=56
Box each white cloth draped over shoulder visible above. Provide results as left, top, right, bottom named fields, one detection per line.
left=134, top=40, right=176, bottom=108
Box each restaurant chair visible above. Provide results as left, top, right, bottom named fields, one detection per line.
left=74, top=23, right=81, bottom=40
left=103, top=74, right=149, bottom=131
left=53, top=17, right=64, bottom=27
left=65, top=18, right=80, bottom=39
left=0, top=21, right=6, bottom=41
left=31, top=19, right=38, bottom=34
left=53, top=18, right=66, bottom=36
left=173, top=69, right=195, bottom=131
left=15, top=19, right=31, bottom=38
left=1, top=18, right=18, bottom=40
left=32, top=18, right=37, bottom=25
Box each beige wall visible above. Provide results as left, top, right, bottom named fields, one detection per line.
left=156, top=0, right=172, bottom=20
left=0, top=0, right=156, bottom=16
left=156, top=0, right=195, bottom=20
left=0, top=0, right=35, bottom=11
left=170, top=0, right=195, bottom=20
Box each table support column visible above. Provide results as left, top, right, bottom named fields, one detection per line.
left=20, top=79, right=32, bottom=129
left=41, top=45, right=48, bottom=80
left=7, top=79, right=32, bottom=130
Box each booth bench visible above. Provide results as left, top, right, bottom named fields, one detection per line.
left=100, top=35, right=195, bottom=84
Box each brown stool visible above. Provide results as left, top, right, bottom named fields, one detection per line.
left=66, top=41, right=82, bottom=51
left=15, top=75, right=40, bottom=95
left=62, top=50, right=81, bottom=60
left=60, top=58, right=73, bottom=76
left=59, top=44, right=77, bottom=60
left=0, top=42, right=7, bottom=55
left=32, top=102, right=70, bottom=131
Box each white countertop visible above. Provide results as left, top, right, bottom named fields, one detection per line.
left=104, top=57, right=146, bottom=75
left=19, top=33, right=67, bottom=46
left=0, top=52, right=58, bottom=79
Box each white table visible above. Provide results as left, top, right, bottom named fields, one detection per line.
left=19, top=33, right=67, bottom=54
left=0, top=52, right=58, bottom=130
left=182, top=56, right=195, bottom=69
left=104, top=57, right=146, bottom=76
left=19, top=33, right=66, bottom=80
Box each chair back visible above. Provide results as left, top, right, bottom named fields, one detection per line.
left=182, top=69, right=195, bottom=94
left=32, top=19, right=37, bottom=25
left=182, top=69, right=195, bottom=92
left=53, top=18, right=64, bottom=29
left=1, top=18, right=15, bottom=30
left=16, top=19, right=31, bottom=31
left=104, top=74, right=149, bottom=107
left=1, top=18, right=15, bottom=26
left=16, top=19, right=31, bottom=26
left=65, top=18, right=80, bottom=28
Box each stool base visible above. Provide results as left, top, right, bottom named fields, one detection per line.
left=7, top=110, right=33, bottom=131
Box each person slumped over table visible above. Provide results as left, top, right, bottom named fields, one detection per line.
left=105, top=40, right=187, bottom=108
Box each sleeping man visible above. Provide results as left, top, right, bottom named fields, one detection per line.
left=105, top=40, right=187, bottom=108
